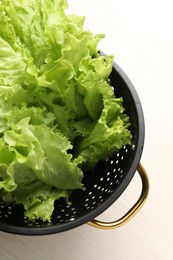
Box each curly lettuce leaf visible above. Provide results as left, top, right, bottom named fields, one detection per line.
left=30, top=124, right=84, bottom=190
left=1, top=166, right=70, bottom=222
left=74, top=97, right=132, bottom=169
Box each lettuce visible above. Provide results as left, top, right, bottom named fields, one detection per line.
left=0, top=0, right=132, bottom=222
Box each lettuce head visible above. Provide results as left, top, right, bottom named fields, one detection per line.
left=0, top=0, right=132, bottom=222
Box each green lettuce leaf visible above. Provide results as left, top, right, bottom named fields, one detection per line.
left=74, top=97, right=132, bottom=169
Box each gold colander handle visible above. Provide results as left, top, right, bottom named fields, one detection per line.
left=87, top=163, right=149, bottom=229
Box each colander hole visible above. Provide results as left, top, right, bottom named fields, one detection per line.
left=113, top=169, right=116, bottom=172
left=125, top=148, right=128, bottom=153
left=117, top=153, right=120, bottom=157
left=1, top=205, right=4, bottom=208
left=107, top=172, right=110, bottom=176
left=107, top=177, right=110, bottom=181
left=118, top=168, right=121, bottom=172
left=8, top=211, right=12, bottom=214
left=114, top=174, right=117, bottom=178
left=99, top=196, right=102, bottom=199
left=69, top=217, right=75, bottom=221
left=110, top=182, right=113, bottom=185
left=7, top=206, right=12, bottom=210
left=86, top=206, right=90, bottom=210
left=85, top=203, right=88, bottom=207
left=121, top=170, right=124, bottom=174
left=85, top=198, right=89, bottom=202
left=105, top=189, right=108, bottom=192
left=93, top=201, right=96, bottom=205
left=4, top=214, right=8, bottom=218
left=120, top=174, right=123, bottom=178
left=61, top=209, right=65, bottom=213
left=65, top=214, right=69, bottom=217
left=89, top=192, right=92, bottom=195
left=100, top=177, right=103, bottom=181
left=116, top=160, right=119, bottom=164
left=94, top=184, right=97, bottom=188
left=71, top=208, right=75, bottom=211
left=121, top=156, right=124, bottom=160
left=92, top=196, right=95, bottom=200
left=57, top=216, right=61, bottom=219
left=101, top=188, right=105, bottom=191
left=97, top=186, right=101, bottom=190
left=110, top=160, right=114, bottom=164
left=66, top=205, right=70, bottom=208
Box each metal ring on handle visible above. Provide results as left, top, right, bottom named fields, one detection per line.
left=87, top=163, right=149, bottom=229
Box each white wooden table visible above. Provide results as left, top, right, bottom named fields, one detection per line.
left=0, top=0, right=173, bottom=259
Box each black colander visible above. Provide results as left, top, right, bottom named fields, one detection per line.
left=0, top=61, right=149, bottom=235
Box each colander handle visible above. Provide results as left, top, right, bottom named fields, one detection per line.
left=87, top=163, right=149, bottom=229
